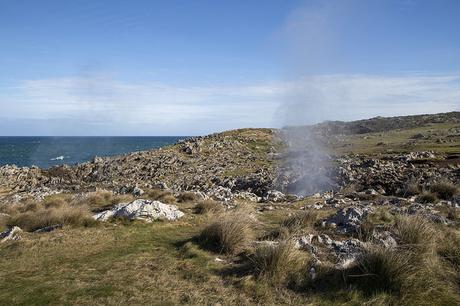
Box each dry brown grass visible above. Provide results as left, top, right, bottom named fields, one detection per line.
left=281, top=211, right=318, bottom=233
left=198, top=212, right=254, bottom=254
left=393, top=214, right=436, bottom=251
left=80, top=191, right=133, bottom=210
left=177, top=192, right=199, bottom=203
left=403, top=181, right=421, bottom=197
left=418, top=191, right=438, bottom=204
left=7, top=204, right=96, bottom=232
left=354, top=245, right=416, bottom=294
left=249, top=240, right=306, bottom=285
left=430, top=181, right=459, bottom=200
left=437, top=230, right=460, bottom=272
left=145, top=189, right=176, bottom=203
left=194, top=200, right=223, bottom=214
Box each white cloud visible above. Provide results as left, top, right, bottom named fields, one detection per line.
left=0, top=73, right=459, bottom=135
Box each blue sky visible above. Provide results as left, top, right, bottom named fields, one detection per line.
left=1, top=0, right=459, bottom=135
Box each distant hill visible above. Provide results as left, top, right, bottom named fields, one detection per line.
left=311, top=111, right=460, bottom=135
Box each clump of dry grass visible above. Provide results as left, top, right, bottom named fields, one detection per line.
left=249, top=240, right=305, bottom=285
left=354, top=245, right=416, bottom=294
left=418, top=191, right=438, bottom=204
left=430, top=181, right=458, bottom=200
left=0, top=213, right=10, bottom=231
left=177, top=192, right=199, bottom=203
left=198, top=212, right=254, bottom=254
left=403, top=181, right=421, bottom=197
left=7, top=205, right=96, bottom=232
left=437, top=230, right=460, bottom=272
left=393, top=215, right=435, bottom=251
left=281, top=211, right=318, bottom=233
left=81, top=191, right=133, bottom=210
left=194, top=200, right=223, bottom=214
left=145, top=189, right=176, bottom=204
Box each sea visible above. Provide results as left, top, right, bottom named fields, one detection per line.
left=0, top=136, right=187, bottom=169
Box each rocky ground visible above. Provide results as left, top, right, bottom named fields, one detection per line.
left=0, top=112, right=459, bottom=305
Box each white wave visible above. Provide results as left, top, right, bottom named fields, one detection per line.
left=50, top=155, right=65, bottom=161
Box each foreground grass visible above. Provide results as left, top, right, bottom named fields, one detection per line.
left=0, top=219, right=308, bottom=305
left=0, top=216, right=401, bottom=306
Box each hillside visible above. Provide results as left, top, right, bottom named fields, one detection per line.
left=0, top=112, right=459, bottom=305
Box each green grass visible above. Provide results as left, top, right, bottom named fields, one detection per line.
left=333, top=123, right=460, bottom=155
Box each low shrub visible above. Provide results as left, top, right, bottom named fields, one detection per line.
left=198, top=213, right=253, bottom=254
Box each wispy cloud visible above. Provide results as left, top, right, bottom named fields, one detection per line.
left=0, top=73, right=459, bottom=135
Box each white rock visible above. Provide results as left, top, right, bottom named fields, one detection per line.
left=0, top=226, right=22, bottom=242
left=94, top=199, right=184, bottom=222
left=264, top=190, right=286, bottom=202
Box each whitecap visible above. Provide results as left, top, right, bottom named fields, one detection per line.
left=51, top=155, right=65, bottom=161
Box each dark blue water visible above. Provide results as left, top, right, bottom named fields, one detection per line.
left=0, top=137, right=186, bottom=168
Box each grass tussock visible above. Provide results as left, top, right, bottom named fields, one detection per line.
left=249, top=240, right=305, bottom=285
left=281, top=211, right=318, bottom=233
left=403, top=181, right=421, bottom=197
left=7, top=205, right=96, bottom=232
left=198, top=212, right=254, bottom=254
left=194, top=200, right=223, bottom=214
left=354, top=245, right=415, bottom=294
left=145, top=189, right=176, bottom=204
left=418, top=191, right=438, bottom=204
left=430, top=181, right=459, bottom=200
left=81, top=191, right=133, bottom=210
left=437, top=230, right=460, bottom=272
left=393, top=214, right=436, bottom=250
left=177, top=192, right=199, bottom=203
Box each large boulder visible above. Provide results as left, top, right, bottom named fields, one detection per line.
left=94, top=199, right=184, bottom=222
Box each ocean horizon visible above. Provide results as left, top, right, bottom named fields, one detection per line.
left=0, top=136, right=188, bottom=168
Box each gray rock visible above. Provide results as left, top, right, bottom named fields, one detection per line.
left=326, top=207, right=372, bottom=231
left=34, top=224, right=63, bottom=233
left=132, top=186, right=145, bottom=196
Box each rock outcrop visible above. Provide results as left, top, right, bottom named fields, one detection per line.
left=94, top=199, right=184, bottom=222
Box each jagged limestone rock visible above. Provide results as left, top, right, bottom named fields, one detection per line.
left=94, top=199, right=184, bottom=222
